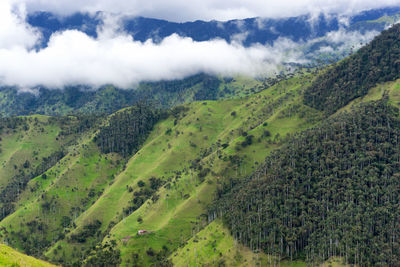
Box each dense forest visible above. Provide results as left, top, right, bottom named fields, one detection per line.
left=0, top=74, right=222, bottom=117
left=304, top=23, right=400, bottom=114
left=214, top=100, right=400, bottom=266
left=94, top=104, right=163, bottom=157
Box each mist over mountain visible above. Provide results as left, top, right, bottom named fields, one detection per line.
left=28, top=7, right=400, bottom=47
left=2, top=1, right=400, bottom=267
left=0, top=1, right=397, bottom=92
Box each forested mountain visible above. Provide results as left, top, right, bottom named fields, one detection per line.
left=214, top=100, right=400, bottom=266
left=304, top=23, right=400, bottom=114
left=28, top=7, right=400, bottom=47
left=2, top=9, right=400, bottom=267
left=0, top=74, right=243, bottom=116
left=0, top=7, right=397, bottom=118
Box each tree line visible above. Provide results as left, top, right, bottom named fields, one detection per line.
left=304, top=23, right=400, bottom=114
left=213, top=100, right=400, bottom=266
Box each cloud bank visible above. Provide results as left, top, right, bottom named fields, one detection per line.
left=20, top=0, right=400, bottom=22
left=0, top=1, right=302, bottom=89
left=0, top=0, right=384, bottom=90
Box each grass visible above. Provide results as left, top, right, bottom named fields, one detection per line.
left=99, top=75, right=320, bottom=266
left=170, top=219, right=271, bottom=267
left=171, top=220, right=347, bottom=267
left=0, top=116, right=62, bottom=187
left=338, top=78, right=400, bottom=114
left=0, top=244, right=57, bottom=267
left=0, top=73, right=356, bottom=266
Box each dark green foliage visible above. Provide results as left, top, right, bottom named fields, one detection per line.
left=123, top=177, right=165, bottom=216
left=0, top=74, right=221, bottom=117
left=0, top=117, right=26, bottom=130
left=61, top=216, right=72, bottom=228
left=94, top=104, right=163, bottom=157
left=241, top=135, right=254, bottom=147
left=0, top=150, right=65, bottom=220
left=15, top=220, right=50, bottom=256
left=304, top=23, right=400, bottom=114
left=70, top=220, right=102, bottom=243
left=84, top=241, right=121, bottom=267
left=215, top=100, right=400, bottom=266
left=23, top=160, right=30, bottom=168
left=263, top=130, right=271, bottom=137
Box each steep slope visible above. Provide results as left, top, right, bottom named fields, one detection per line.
left=1, top=63, right=398, bottom=267
left=5, top=48, right=400, bottom=266
left=0, top=74, right=267, bottom=117
left=170, top=220, right=347, bottom=267
left=0, top=244, right=57, bottom=267
left=0, top=105, right=162, bottom=260
left=0, top=116, right=87, bottom=222
left=172, top=73, right=400, bottom=267
left=18, top=74, right=318, bottom=266
left=215, top=99, right=400, bottom=266
left=304, top=23, right=400, bottom=114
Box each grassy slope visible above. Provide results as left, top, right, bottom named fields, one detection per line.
left=338, top=78, right=400, bottom=113
left=0, top=119, right=124, bottom=261
left=170, top=219, right=307, bottom=267
left=169, top=78, right=400, bottom=267
left=1, top=73, right=372, bottom=266
left=0, top=116, right=63, bottom=188
left=0, top=244, right=57, bottom=267
left=171, top=219, right=349, bottom=267
left=43, top=75, right=318, bottom=266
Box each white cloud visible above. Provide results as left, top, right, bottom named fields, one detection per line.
left=19, top=0, right=400, bottom=22
left=0, top=31, right=289, bottom=89
left=325, top=28, right=379, bottom=45
left=0, top=0, right=387, bottom=91
left=308, top=28, right=379, bottom=58
left=0, top=0, right=302, bottom=89
left=0, top=0, right=39, bottom=49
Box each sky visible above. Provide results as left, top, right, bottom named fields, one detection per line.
left=0, top=0, right=397, bottom=90
left=19, top=0, right=400, bottom=22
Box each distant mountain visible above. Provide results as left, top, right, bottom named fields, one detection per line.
left=0, top=74, right=273, bottom=116
left=0, top=7, right=396, bottom=118
left=28, top=7, right=400, bottom=47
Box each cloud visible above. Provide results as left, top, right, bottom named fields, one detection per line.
left=324, top=28, right=379, bottom=46
left=0, top=1, right=39, bottom=49
left=307, top=28, right=379, bottom=60
left=0, top=32, right=289, bottom=89
left=19, top=0, right=400, bottom=22
left=0, top=1, right=386, bottom=91
left=0, top=1, right=302, bottom=90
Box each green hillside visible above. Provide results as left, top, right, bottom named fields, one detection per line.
left=0, top=244, right=57, bottom=267
left=1, top=67, right=400, bottom=266
left=215, top=99, right=400, bottom=266
left=0, top=73, right=321, bottom=266
left=0, top=74, right=273, bottom=117
left=304, top=23, right=400, bottom=114
left=1, top=23, right=400, bottom=267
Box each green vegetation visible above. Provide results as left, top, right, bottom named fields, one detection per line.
left=304, top=23, right=400, bottom=114
left=0, top=244, right=57, bottom=267
left=2, top=22, right=400, bottom=267
left=94, top=104, right=163, bottom=157
left=0, top=73, right=318, bottom=266
left=215, top=100, right=400, bottom=266
left=0, top=74, right=270, bottom=117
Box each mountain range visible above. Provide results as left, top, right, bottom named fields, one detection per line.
left=1, top=6, right=400, bottom=267
left=0, top=7, right=400, bottom=118
left=28, top=7, right=400, bottom=47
